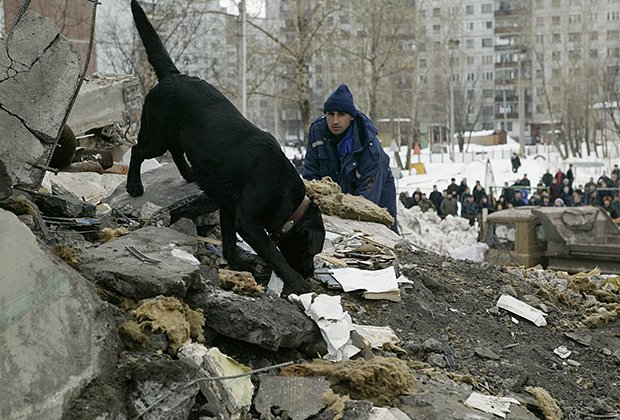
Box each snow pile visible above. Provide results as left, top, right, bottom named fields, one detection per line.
left=398, top=205, right=479, bottom=256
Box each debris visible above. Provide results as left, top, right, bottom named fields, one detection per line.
left=368, top=406, right=412, bottom=420
left=496, top=294, right=548, bottom=326
left=291, top=293, right=360, bottom=361
left=100, top=226, right=130, bottom=243
left=304, top=177, right=394, bottom=227
left=126, top=245, right=161, bottom=264
left=254, top=376, right=331, bottom=420
left=464, top=392, right=521, bottom=418
left=125, top=295, right=205, bottom=354
left=553, top=346, right=571, bottom=359
left=51, top=243, right=80, bottom=266
left=352, top=325, right=400, bottom=349
left=218, top=269, right=264, bottom=295
left=281, top=357, right=416, bottom=405
left=583, top=305, right=619, bottom=327
left=525, top=386, right=563, bottom=420
left=475, top=347, right=501, bottom=361
left=330, top=267, right=400, bottom=302
left=267, top=271, right=285, bottom=296
left=566, top=359, right=581, bottom=367
left=564, top=331, right=592, bottom=347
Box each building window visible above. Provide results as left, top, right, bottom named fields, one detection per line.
left=536, top=69, right=543, bottom=78
left=553, top=33, right=561, bottom=42
left=568, top=50, right=581, bottom=59
left=419, top=58, right=427, bottom=68
left=467, top=72, right=475, bottom=81
left=552, top=51, right=561, bottom=59
left=608, top=30, right=620, bottom=40
left=552, top=68, right=560, bottom=77
left=536, top=87, right=545, bottom=96
left=482, top=38, right=493, bottom=47
left=568, top=33, right=581, bottom=42
left=608, top=47, right=620, bottom=58
left=569, top=0, right=581, bottom=4
left=466, top=22, right=474, bottom=31
left=432, top=7, right=440, bottom=16
left=590, top=49, right=598, bottom=58
left=481, top=3, right=493, bottom=13
left=482, top=88, right=494, bottom=98
left=482, top=55, right=494, bottom=64
left=536, top=17, right=544, bottom=26
left=483, top=21, right=493, bottom=29
left=536, top=104, right=544, bottom=113
left=433, top=24, right=441, bottom=32
left=467, top=56, right=475, bottom=64
left=552, top=16, right=561, bottom=25
left=466, top=5, right=474, bottom=14
left=552, top=0, right=560, bottom=6
left=568, top=14, right=581, bottom=23
left=536, top=34, right=544, bottom=43
left=608, top=11, right=620, bottom=20
left=590, top=32, right=598, bottom=41
left=483, top=72, right=494, bottom=80
left=466, top=39, right=474, bottom=49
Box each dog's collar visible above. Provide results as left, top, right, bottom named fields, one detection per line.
left=270, top=196, right=311, bottom=244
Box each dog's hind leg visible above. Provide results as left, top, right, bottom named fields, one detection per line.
left=170, top=144, right=195, bottom=183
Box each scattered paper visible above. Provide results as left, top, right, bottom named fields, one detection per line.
left=497, top=294, right=547, bottom=327
left=331, top=267, right=400, bottom=301
left=290, top=293, right=360, bottom=361
left=368, top=406, right=412, bottom=420
left=464, top=392, right=520, bottom=418
left=267, top=272, right=284, bottom=297
left=352, top=324, right=400, bottom=349
left=553, top=345, right=572, bottom=359
left=170, top=247, right=200, bottom=265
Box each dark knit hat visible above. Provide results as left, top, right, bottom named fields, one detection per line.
left=323, top=84, right=356, bottom=115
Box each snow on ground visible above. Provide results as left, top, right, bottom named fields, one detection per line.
left=284, top=139, right=619, bottom=259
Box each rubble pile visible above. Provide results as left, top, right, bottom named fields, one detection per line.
left=398, top=204, right=479, bottom=256
left=1, top=12, right=619, bottom=420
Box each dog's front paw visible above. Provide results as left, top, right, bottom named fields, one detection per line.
left=126, top=181, right=144, bottom=197
left=283, top=274, right=314, bottom=295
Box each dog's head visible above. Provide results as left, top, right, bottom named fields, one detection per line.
left=278, top=201, right=325, bottom=279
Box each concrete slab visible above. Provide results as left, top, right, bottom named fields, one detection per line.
left=255, top=376, right=331, bottom=420
left=77, top=226, right=202, bottom=300
left=104, top=163, right=217, bottom=222
left=189, top=289, right=320, bottom=351
left=0, top=209, right=116, bottom=419
left=0, top=11, right=81, bottom=187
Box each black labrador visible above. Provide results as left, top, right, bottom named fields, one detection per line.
left=127, top=0, right=325, bottom=293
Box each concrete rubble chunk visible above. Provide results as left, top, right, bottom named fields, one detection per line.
left=191, top=290, right=320, bottom=351
left=255, top=376, right=332, bottom=420
left=33, top=191, right=97, bottom=218
left=0, top=209, right=117, bottom=419
left=77, top=226, right=201, bottom=300
left=0, top=11, right=81, bottom=187
left=104, top=163, right=217, bottom=222
left=0, top=160, right=11, bottom=200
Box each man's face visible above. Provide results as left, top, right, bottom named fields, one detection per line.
left=325, top=111, right=353, bottom=135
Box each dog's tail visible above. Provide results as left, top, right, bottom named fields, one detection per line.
left=130, top=0, right=180, bottom=81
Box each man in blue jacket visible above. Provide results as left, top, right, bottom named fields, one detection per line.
left=303, top=84, right=398, bottom=233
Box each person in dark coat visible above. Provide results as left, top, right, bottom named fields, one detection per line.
left=478, top=194, right=495, bottom=214
left=541, top=169, right=553, bottom=187
left=461, top=194, right=478, bottom=226
left=554, top=168, right=565, bottom=186
left=472, top=181, right=486, bottom=204
left=446, top=178, right=459, bottom=196
left=511, top=153, right=521, bottom=173
left=429, top=185, right=443, bottom=215
left=303, top=84, right=398, bottom=232
left=511, top=191, right=526, bottom=207
left=440, top=191, right=458, bottom=218
left=456, top=178, right=469, bottom=201
left=565, top=164, right=574, bottom=187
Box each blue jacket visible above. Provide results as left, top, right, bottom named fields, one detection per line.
left=303, top=111, right=397, bottom=232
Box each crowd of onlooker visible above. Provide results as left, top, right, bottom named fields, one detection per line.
left=399, top=163, right=620, bottom=226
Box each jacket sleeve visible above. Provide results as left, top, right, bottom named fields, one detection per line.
left=353, top=140, right=388, bottom=204
left=302, top=125, right=320, bottom=181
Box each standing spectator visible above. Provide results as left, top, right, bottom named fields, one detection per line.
left=303, top=83, right=398, bottom=232
left=429, top=185, right=443, bottom=214
left=612, top=164, right=620, bottom=179
left=511, top=153, right=521, bottom=173
left=496, top=195, right=507, bottom=210
left=572, top=191, right=584, bottom=207
left=561, top=178, right=573, bottom=195
left=529, top=193, right=542, bottom=206
left=541, top=169, right=553, bottom=187
left=446, top=178, right=459, bottom=196
left=517, top=174, right=531, bottom=186
left=479, top=194, right=495, bottom=214
left=566, top=164, right=574, bottom=187
left=461, top=194, right=478, bottom=226
left=598, top=180, right=614, bottom=203
left=399, top=192, right=415, bottom=209
left=417, top=193, right=435, bottom=213
left=460, top=187, right=472, bottom=205
left=440, top=192, right=458, bottom=218
left=511, top=191, right=526, bottom=207
left=550, top=178, right=560, bottom=199
left=554, top=167, right=565, bottom=185
left=541, top=195, right=552, bottom=206
left=598, top=171, right=611, bottom=187
left=585, top=177, right=597, bottom=191
left=472, top=181, right=486, bottom=203
left=501, top=182, right=514, bottom=204
left=559, top=185, right=573, bottom=206
left=554, top=198, right=565, bottom=207
left=610, top=173, right=619, bottom=189
left=457, top=177, right=469, bottom=201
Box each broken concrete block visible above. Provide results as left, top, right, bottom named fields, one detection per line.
left=32, top=191, right=96, bottom=218
left=104, top=163, right=217, bottom=222
left=77, top=226, right=201, bottom=300
left=190, top=290, right=320, bottom=351
left=0, top=11, right=81, bottom=187
left=255, top=376, right=331, bottom=420
left=0, top=209, right=116, bottom=419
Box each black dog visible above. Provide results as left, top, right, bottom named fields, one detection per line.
left=127, top=0, right=325, bottom=293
